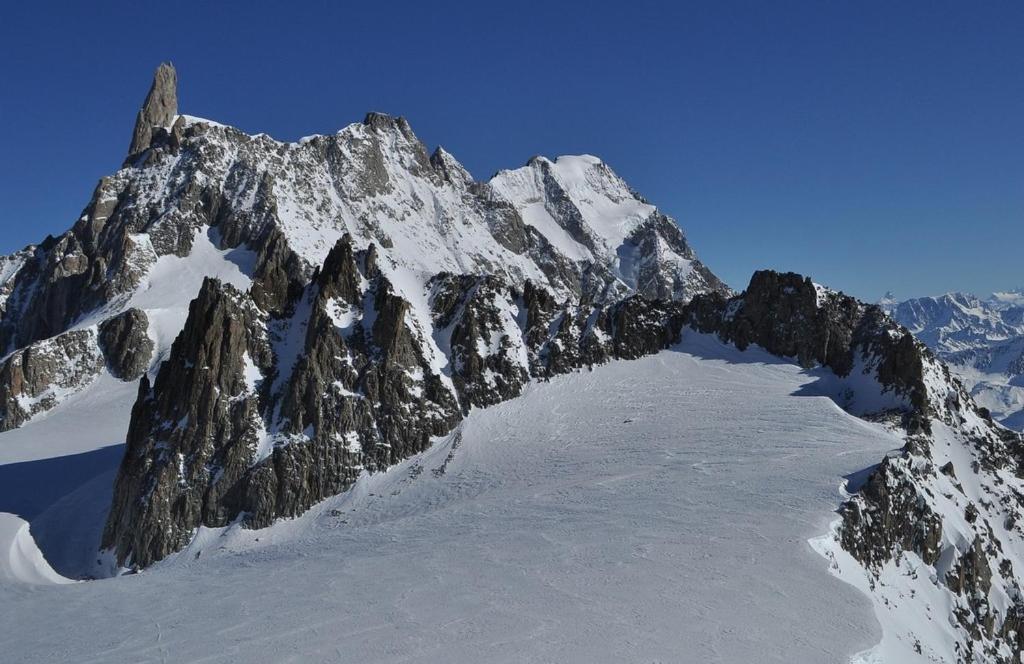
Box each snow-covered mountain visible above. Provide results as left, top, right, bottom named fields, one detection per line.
left=3, top=64, right=1024, bottom=663
left=884, top=291, right=1024, bottom=430
left=0, top=62, right=728, bottom=571
left=885, top=291, right=1024, bottom=354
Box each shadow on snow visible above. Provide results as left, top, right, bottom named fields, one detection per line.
left=0, top=444, right=123, bottom=578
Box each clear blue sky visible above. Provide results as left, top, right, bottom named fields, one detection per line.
left=2, top=1, right=1021, bottom=301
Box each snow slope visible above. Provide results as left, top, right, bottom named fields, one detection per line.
left=490, top=155, right=654, bottom=261
left=0, top=334, right=900, bottom=663
left=0, top=373, right=136, bottom=579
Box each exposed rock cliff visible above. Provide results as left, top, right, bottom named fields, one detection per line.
left=686, top=270, right=930, bottom=428
left=98, top=308, right=153, bottom=380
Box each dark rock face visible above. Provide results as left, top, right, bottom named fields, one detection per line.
left=103, top=238, right=468, bottom=567
left=98, top=308, right=153, bottom=380
left=838, top=449, right=944, bottom=568
left=688, top=271, right=858, bottom=370
left=0, top=329, right=103, bottom=431
left=248, top=224, right=307, bottom=315
left=429, top=273, right=530, bottom=409
left=0, top=232, right=108, bottom=354
left=128, top=63, right=178, bottom=157
left=271, top=238, right=460, bottom=475
left=103, top=278, right=272, bottom=567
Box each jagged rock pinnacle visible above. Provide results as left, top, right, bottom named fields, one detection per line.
left=128, top=62, right=178, bottom=157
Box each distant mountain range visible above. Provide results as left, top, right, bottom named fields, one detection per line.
left=883, top=290, right=1024, bottom=430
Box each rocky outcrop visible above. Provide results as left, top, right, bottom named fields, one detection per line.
left=98, top=308, right=153, bottom=380
left=0, top=329, right=104, bottom=431
left=272, top=238, right=461, bottom=472
left=686, top=271, right=859, bottom=369
left=835, top=404, right=1024, bottom=660
left=127, top=63, right=178, bottom=157
left=430, top=274, right=531, bottom=409
left=102, top=278, right=272, bottom=567
left=102, top=237, right=463, bottom=567
left=429, top=269, right=691, bottom=411
left=685, top=270, right=929, bottom=426
left=838, top=446, right=944, bottom=568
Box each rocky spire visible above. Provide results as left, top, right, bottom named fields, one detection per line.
left=127, top=62, right=178, bottom=157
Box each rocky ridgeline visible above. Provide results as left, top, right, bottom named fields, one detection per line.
left=680, top=271, right=1024, bottom=660
left=101, top=232, right=693, bottom=568
left=685, top=270, right=930, bottom=426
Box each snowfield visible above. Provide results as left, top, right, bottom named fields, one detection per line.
left=0, top=334, right=902, bottom=663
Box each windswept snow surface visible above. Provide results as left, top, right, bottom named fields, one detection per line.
left=0, top=335, right=902, bottom=663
